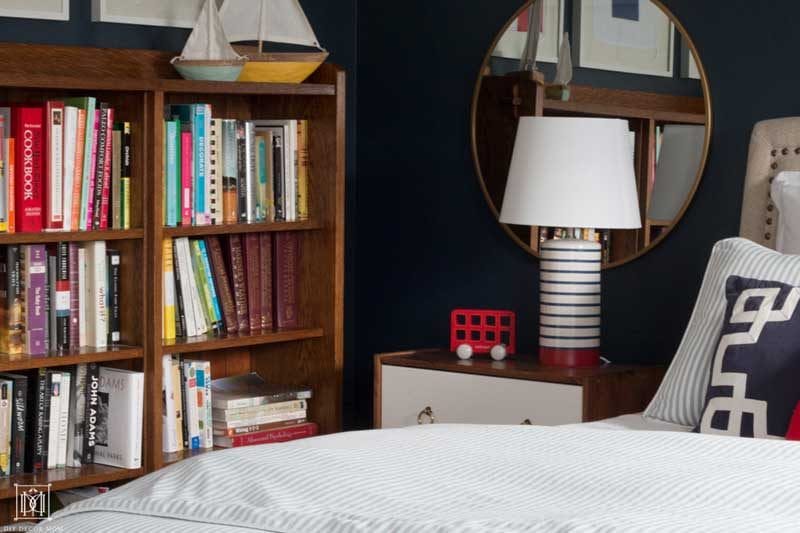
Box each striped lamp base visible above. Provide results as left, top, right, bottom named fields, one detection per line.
left=539, top=238, right=601, bottom=367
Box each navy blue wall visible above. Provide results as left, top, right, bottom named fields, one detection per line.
left=352, top=0, right=797, bottom=429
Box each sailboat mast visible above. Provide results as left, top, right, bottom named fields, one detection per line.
left=258, top=0, right=266, bottom=54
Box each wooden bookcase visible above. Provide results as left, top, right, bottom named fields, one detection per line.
left=0, top=43, right=344, bottom=522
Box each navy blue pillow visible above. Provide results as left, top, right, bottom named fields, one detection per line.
left=695, top=275, right=800, bottom=438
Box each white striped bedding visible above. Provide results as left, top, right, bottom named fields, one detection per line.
left=37, top=424, right=800, bottom=532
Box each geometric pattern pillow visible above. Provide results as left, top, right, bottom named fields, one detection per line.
left=644, top=238, right=800, bottom=427
left=695, top=276, right=800, bottom=438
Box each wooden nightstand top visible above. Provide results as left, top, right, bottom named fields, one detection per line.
left=376, top=349, right=666, bottom=386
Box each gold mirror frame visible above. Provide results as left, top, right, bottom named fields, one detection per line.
left=470, top=0, right=713, bottom=269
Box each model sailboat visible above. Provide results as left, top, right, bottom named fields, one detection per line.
left=219, top=0, right=328, bottom=83
left=171, top=0, right=246, bottom=81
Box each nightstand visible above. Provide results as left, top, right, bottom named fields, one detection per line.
left=374, top=349, right=665, bottom=428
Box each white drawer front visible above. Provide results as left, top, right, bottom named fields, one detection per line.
left=380, top=365, right=583, bottom=428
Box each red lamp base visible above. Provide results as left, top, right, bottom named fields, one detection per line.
left=540, top=347, right=601, bottom=367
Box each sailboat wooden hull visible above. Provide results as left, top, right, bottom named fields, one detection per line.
left=233, top=48, right=328, bottom=83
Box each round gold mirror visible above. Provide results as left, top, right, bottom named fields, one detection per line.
left=471, top=0, right=711, bottom=268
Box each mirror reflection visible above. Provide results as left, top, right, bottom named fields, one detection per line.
left=473, top=0, right=709, bottom=267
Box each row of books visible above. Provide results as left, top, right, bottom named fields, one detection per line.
left=0, top=364, right=143, bottom=475
left=162, top=104, right=309, bottom=227
left=0, top=101, right=132, bottom=233
left=162, top=369, right=315, bottom=453
left=0, top=241, right=120, bottom=356
left=162, top=232, right=299, bottom=340
left=538, top=227, right=612, bottom=263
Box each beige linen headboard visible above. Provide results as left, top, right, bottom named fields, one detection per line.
left=741, top=117, right=800, bottom=248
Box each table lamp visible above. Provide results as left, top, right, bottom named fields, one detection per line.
left=499, top=117, right=641, bottom=367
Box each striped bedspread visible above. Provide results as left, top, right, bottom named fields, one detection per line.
left=38, top=424, right=800, bottom=532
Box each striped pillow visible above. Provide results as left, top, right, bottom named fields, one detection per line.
left=644, top=238, right=800, bottom=426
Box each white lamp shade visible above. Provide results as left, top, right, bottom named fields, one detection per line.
left=499, top=117, right=642, bottom=229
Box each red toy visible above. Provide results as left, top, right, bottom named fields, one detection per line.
left=450, top=309, right=516, bottom=355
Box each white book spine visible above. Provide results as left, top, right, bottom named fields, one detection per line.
left=287, top=120, right=297, bottom=222
left=56, top=372, right=71, bottom=468
left=49, top=107, right=64, bottom=226
left=245, top=122, right=257, bottom=223
left=0, top=380, right=12, bottom=476
left=62, top=106, right=78, bottom=232
left=162, top=355, right=178, bottom=453
left=131, top=373, right=143, bottom=468
left=204, top=105, right=212, bottom=225
left=213, top=409, right=308, bottom=429
left=173, top=239, right=196, bottom=337
left=47, top=372, right=62, bottom=470
left=78, top=247, right=86, bottom=347
left=182, top=362, right=200, bottom=449
left=95, top=367, right=143, bottom=469
left=83, top=241, right=107, bottom=348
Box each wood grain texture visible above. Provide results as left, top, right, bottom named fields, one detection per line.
left=0, top=346, right=142, bottom=372
left=374, top=350, right=665, bottom=427
left=0, top=42, right=345, bottom=486
left=0, top=464, right=143, bottom=500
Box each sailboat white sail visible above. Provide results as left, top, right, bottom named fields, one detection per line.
left=176, top=0, right=244, bottom=61
left=553, top=33, right=573, bottom=86
left=220, top=0, right=325, bottom=50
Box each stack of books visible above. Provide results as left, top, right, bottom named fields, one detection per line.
left=0, top=241, right=121, bottom=356
left=210, top=373, right=316, bottom=449
left=162, top=356, right=213, bottom=452
left=163, top=104, right=309, bottom=226
left=0, top=364, right=143, bottom=475
left=162, top=232, right=299, bottom=340
left=0, top=101, right=132, bottom=233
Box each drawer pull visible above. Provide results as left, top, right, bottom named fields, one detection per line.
left=521, top=419, right=533, bottom=425
left=417, top=406, right=436, bottom=425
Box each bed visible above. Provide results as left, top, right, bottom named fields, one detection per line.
left=35, top=118, right=800, bottom=532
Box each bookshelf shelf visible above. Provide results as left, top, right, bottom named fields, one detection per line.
left=162, top=446, right=223, bottom=466
left=0, top=42, right=344, bottom=521
left=0, top=229, right=144, bottom=245
left=162, top=220, right=322, bottom=238
left=0, top=465, right=144, bottom=500
left=0, top=346, right=144, bottom=373
left=160, top=328, right=325, bottom=354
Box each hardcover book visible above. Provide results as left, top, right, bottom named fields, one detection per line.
left=66, top=363, right=87, bottom=467
left=68, top=243, right=80, bottom=349
left=12, top=106, right=44, bottom=232
left=83, top=362, right=99, bottom=464
left=94, top=367, right=143, bottom=469
left=55, top=242, right=70, bottom=352
left=259, top=233, right=273, bottom=330
left=206, top=236, right=237, bottom=334
left=111, top=127, right=122, bottom=229
left=226, top=234, right=249, bottom=332
left=213, top=421, right=318, bottom=448
left=62, top=106, right=78, bottom=231
left=107, top=249, right=121, bottom=345
left=0, top=246, right=24, bottom=354
left=273, top=232, right=299, bottom=329
left=98, top=107, right=114, bottom=230
left=63, top=97, right=96, bottom=231
left=221, top=119, right=238, bottom=224
left=120, top=122, right=132, bottom=229
left=56, top=371, right=71, bottom=468
left=45, top=101, right=64, bottom=230
left=163, top=239, right=177, bottom=340
left=27, top=368, right=48, bottom=472
left=210, top=373, right=312, bottom=410
left=23, top=244, right=48, bottom=355
left=243, top=233, right=261, bottom=331
left=83, top=240, right=107, bottom=348
left=84, top=109, right=99, bottom=231
left=0, top=373, right=27, bottom=474
left=0, top=379, right=13, bottom=476
left=212, top=417, right=307, bottom=437
left=46, top=371, right=61, bottom=470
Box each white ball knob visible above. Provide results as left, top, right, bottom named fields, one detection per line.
left=456, top=343, right=473, bottom=359
left=490, top=344, right=507, bottom=361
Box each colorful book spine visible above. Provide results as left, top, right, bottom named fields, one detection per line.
left=0, top=380, right=12, bottom=476
left=64, top=97, right=96, bottom=231
left=227, top=234, right=249, bottom=332
left=0, top=246, right=23, bottom=354
left=6, top=138, right=15, bottom=233
left=45, top=101, right=64, bottom=230
left=111, top=127, right=121, bottom=229
left=23, top=245, right=47, bottom=355
left=13, top=107, right=44, bottom=233
left=2, top=374, right=26, bottom=474
left=70, top=108, right=86, bottom=232
left=213, top=422, right=318, bottom=448
left=0, top=114, right=7, bottom=232
left=120, top=122, right=132, bottom=229
left=209, top=117, right=222, bottom=225
left=272, top=133, right=285, bottom=222
left=273, top=232, right=299, bottom=329
left=255, top=135, right=268, bottom=222
left=297, top=119, right=309, bottom=220
left=190, top=240, right=220, bottom=333
left=221, top=119, right=238, bottom=224
left=172, top=240, right=187, bottom=338
left=180, top=131, right=193, bottom=226
left=92, top=104, right=109, bottom=230
left=182, top=361, right=200, bottom=450
left=99, top=107, right=114, bottom=230
left=107, top=249, right=121, bottom=345
left=198, top=240, right=223, bottom=332
left=206, top=236, right=237, bottom=334
left=244, top=121, right=257, bottom=223
left=236, top=121, right=247, bottom=223
left=62, top=106, right=78, bottom=232
left=84, top=109, right=99, bottom=231
left=194, top=104, right=208, bottom=226
left=55, top=242, right=70, bottom=352
left=68, top=243, right=80, bottom=349
left=259, top=233, right=273, bottom=330
left=163, top=238, right=176, bottom=340
left=165, top=121, right=179, bottom=227
left=243, top=233, right=261, bottom=331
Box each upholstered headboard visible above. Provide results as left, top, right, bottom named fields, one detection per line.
left=741, top=117, right=800, bottom=248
